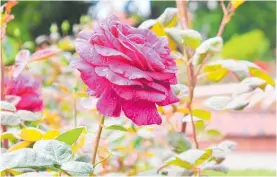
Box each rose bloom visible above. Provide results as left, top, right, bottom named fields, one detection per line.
left=71, top=16, right=179, bottom=125
left=4, top=73, right=43, bottom=112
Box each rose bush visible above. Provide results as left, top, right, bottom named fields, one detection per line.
left=71, top=16, right=179, bottom=125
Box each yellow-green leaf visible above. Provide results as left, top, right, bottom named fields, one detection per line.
left=20, top=127, right=43, bottom=142
left=194, top=149, right=213, bottom=166
left=206, top=129, right=223, bottom=139
left=151, top=21, right=176, bottom=50
left=56, top=127, right=84, bottom=145
left=206, top=68, right=228, bottom=82
left=0, top=132, right=18, bottom=141
left=42, top=130, right=60, bottom=140
left=195, top=121, right=205, bottom=132
left=204, top=64, right=222, bottom=72
left=249, top=67, right=275, bottom=86
left=166, top=157, right=193, bottom=169
left=231, top=0, right=245, bottom=9
left=8, top=141, right=32, bottom=152
left=105, top=125, right=128, bottom=132
left=192, top=109, right=211, bottom=120
left=8, top=169, right=23, bottom=176
left=158, top=8, right=178, bottom=28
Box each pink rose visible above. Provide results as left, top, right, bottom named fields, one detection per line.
left=4, top=73, right=43, bottom=112
left=71, top=16, right=179, bottom=125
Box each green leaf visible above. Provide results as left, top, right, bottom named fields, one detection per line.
left=194, top=149, right=213, bottom=166
left=177, top=149, right=210, bottom=165
left=33, top=140, right=72, bottom=165
left=55, top=127, right=84, bottom=145
left=165, top=28, right=202, bottom=50
left=165, top=157, right=193, bottom=169
left=157, top=8, right=178, bottom=27
left=17, top=172, right=54, bottom=177
left=0, top=132, right=19, bottom=141
left=172, top=84, right=189, bottom=96
left=1, top=111, right=21, bottom=125
left=205, top=60, right=260, bottom=80
left=205, top=129, right=223, bottom=140
left=225, top=98, right=249, bottom=110
left=17, top=110, right=40, bottom=121
left=138, top=19, right=157, bottom=29
left=167, top=132, right=192, bottom=153
left=75, top=155, right=91, bottom=163
left=0, top=148, right=55, bottom=171
left=205, top=96, right=249, bottom=111
left=195, top=121, right=205, bottom=132
left=192, top=37, right=223, bottom=66
left=192, top=109, right=211, bottom=120
left=204, top=96, right=232, bottom=111
left=0, top=101, right=16, bottom=112
left=205, top=68, right=229, bottom=82
left=105, top=125, right=128, bottom=132
left=233, top=77, right=266, bottom=96
left=249, top=67, right=275, bottom=86
left=196, top=37, right=223, bottom=54
left=60, top=161, right=93, bottom=176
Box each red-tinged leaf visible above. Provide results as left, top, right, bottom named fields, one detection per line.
left=13, top=50, right=30, bottom=78
left=30, top=48, right=58, bottom=62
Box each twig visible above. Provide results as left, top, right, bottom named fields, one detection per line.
left=176, top=0, right=199, bottom=148
left=176, top=0, right=189, bottom=29
left=93, top=153, right=112, bottom=168
left=91, top=115, right=105, bottom=166
left=217, top=2, right=233, bottom=36
left=195, top=1, right=234, bottom=79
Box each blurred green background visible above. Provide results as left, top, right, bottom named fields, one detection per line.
left=2, top=1, right=276, bottom=64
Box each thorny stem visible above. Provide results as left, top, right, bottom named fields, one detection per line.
left=91, top=115, right=105, bottom=167
left=176, top=0, right=190, bottom=28
left=177, top=0, right=234, bottom=149
left=176, top=0, right=199, bottom=148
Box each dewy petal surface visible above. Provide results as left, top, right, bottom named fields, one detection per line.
left=97, top=87, right=121, bottom=117
left=122, top=100, right=162, bottom=126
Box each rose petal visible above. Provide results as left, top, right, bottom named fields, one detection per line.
left=122, top=100, right=162, bottom=125
left=112, top=85, right=166, bottom=102
left=95, top=66, right=142, bottom=86
left=16, top=92, right=43, bottom=112
left=156, top=84, right=179, bottom=106
left=78, top=30, right=94, bottom=40
left=108, top=60, right=152, bottom=81
left=75, top=39, right=107, bottom=65
left=71, top=58, right=110, bottom=97
left=94, top=44, right=132, bottom=61
left=97, top=87, right=121, bottom=117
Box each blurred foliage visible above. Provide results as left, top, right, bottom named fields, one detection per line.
left=1, top=1, right=275, bottom=64
left=3, top=1, right=89, bottom=41
left=222, top=29, right=270, bottom=61
left=151, top=1, right=276, bottom=61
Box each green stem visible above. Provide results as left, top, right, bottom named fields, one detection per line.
left=91, top=115, right=105, bottom=166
